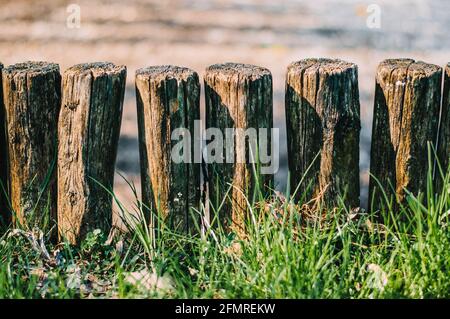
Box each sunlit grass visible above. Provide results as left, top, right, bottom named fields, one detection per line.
left=0, top=153, right=449, bottom=299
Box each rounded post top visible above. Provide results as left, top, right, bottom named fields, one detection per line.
left=3, top=61, right=59, bottom=76
left=378, top=58, right=441, bottom=78
left=379, top=58, right=415, bottom=68
left=287, top=58, right=357, bottom=76
left=65, top=62, right=126, bottom=77
left=136, top=65, right=197, bottom=82
left=205, top=62, right=271, bottom=80
left=408, top=61, right=441, bottom=78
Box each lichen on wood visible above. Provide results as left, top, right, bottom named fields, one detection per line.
left=58, top=62, right=126, bottom=245
left=136, top=65, right=201, bottom=233
left=285, top=58, right=361, bottom=209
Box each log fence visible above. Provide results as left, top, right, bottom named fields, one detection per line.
left=57, top=62, right=126, bottom=245
left=2, top=62, right=60, bottom=229
left=369, top=59, right=443, bottom=211
left=0, top=58, right=448, bottom=243
left=136, top=65, right=201, bottom=234
left=285, top=58, right=360, bottom=209
left=204, top=63, right=273, bottom=234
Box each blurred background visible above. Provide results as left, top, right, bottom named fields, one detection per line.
left=0, top=0, right=449, bottom=210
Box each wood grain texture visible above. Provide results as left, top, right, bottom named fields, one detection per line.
left=2, top=61, right=60, bottom=227
left=369, top=59, right=442, bottom=210
left=437, top=63, right=450, bottom=191
left=136, top=65, right=200, bottom=233
left=285, top=58, right=360, bottom=208
left=204, top=63, right=273, bottom=234
left=0, top=62, right=8, bottom=226
left=58, top=62, right=126, bottom=245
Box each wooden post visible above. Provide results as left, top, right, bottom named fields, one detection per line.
left=58, top=62, right=126, bottom=245
left=204, top=63, right=273, bottom=234
left=285, top=58, right=361, bottom=208
left=437, top=63, right=450, bottom=189
left=369, top=59, right=442, bottom=210
left=2, top=62, right=60, bottom=227
left=0, top=62, right=8, bottom=226
left=136, top=65, right=201, bottom=233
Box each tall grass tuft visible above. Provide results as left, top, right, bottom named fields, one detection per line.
left=0, top=151, right=449, bottom=298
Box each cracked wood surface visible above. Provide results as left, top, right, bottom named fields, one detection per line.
left=2, top=61, right=60, bottom=227
left=437, top=63, right=450, bottom=192
left=58, top=62, right=126, bottom=244
left=136, top=65, right=200, bottom=233
left=204, top=62, right=273, bottom=234
left=369, top=59, right=442, bottom=210
left=285, top=58, right=361, bottom=208
left=0, top=62, right=8, bottom=225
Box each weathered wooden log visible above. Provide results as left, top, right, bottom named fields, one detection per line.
left=58, top=62, right=126, bottom=244
left=2, top=61, right=60, bottom=227
left=136, top=65, right=201, bottom=233
left=0, top=62, right=8, bottom=225
left=437, top=63, right=450, bottom=190
left=204, top=63, right=273, bottom=234
left=285, top=58, right=361, bottom=208
left=369, top=59, right=442, bottom=210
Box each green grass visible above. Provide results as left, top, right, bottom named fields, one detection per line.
left=0, top=158, right=449, bottom=299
